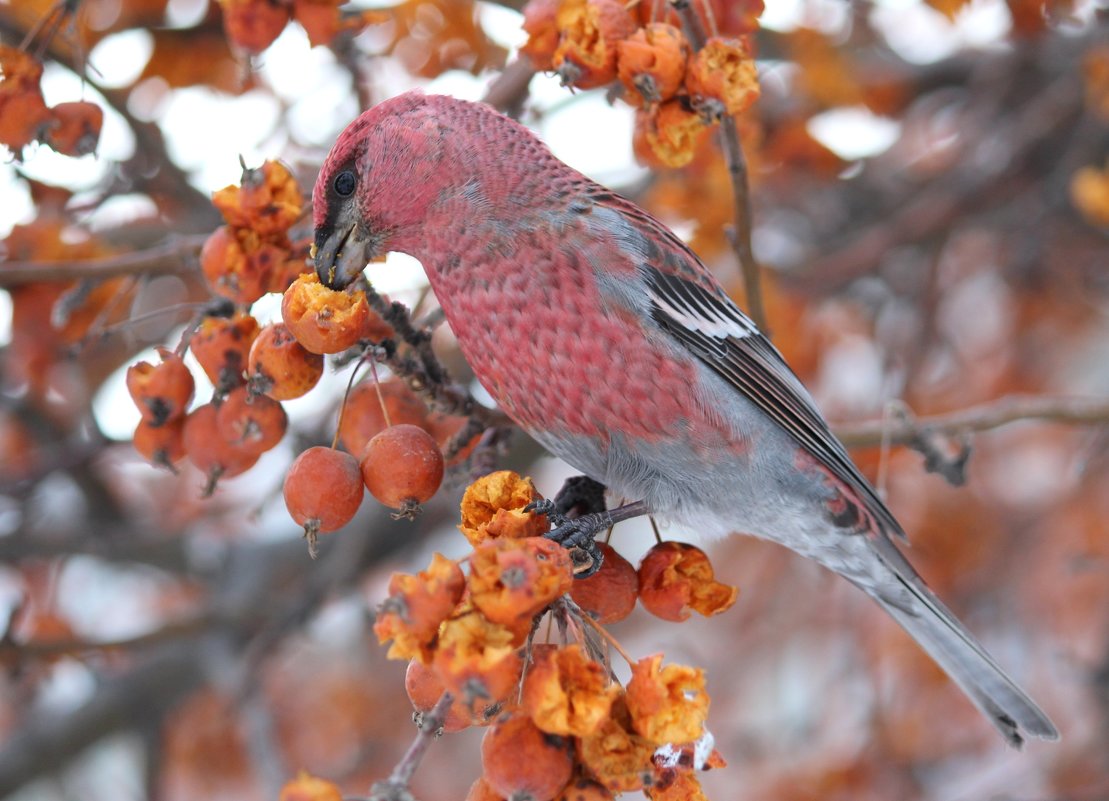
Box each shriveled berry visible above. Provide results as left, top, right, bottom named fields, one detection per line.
left=617, top=23, right=689, bottom=106
left=189, top=312, right=260, bottom=393
left=247, top=322, right=324, bottom=400
left=481, top=712, right=573, bottom=801
left=557, top=777, right=614, bottom=801
left=284, top=446, right=363, bottom=555
left=404, top=659, right=491, bottom=733
left=281, top=272, right=377, bottom=354
left=553, top=0, right=635, bottom=89
left=685, top=36, right=760, bottom=115
left=216, top=386, right=288, bottom=454
left=569, top=542, right=638, bottom=624
left=219, top=0, right=290, bottom=54
left=278, top=771, right=343, bottom=801
left=360, top=424, right=443, bottom=515
left=126, top=347, right=195, bottom=427
left=43, top=101, right=103, bottom=157
left=638, top=541, right=737, bottom=622
left=133, top=417, right=186, bottom=469
left=520, top=0, right=561, bottom=70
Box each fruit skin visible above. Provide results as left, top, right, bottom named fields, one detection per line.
left=481, top=713, right=573, bottom=801
left=337, top=379, right=428, bottom=455
left=310, top=92, right=1059, bottom=747
left=126, top=348, right=195, bottom=427
left=182, top=403, right=259, bottom=490
left=283, top=446, right=363, bottom=533
left=189, top=312, right=260, bottom=392
left=569, top=542, right=638, bottom=624
left=217, top=386, right=288, bottom=455
left=360, top=424, right=444, bottom=511
left=247, top=322, right=324, bottom=401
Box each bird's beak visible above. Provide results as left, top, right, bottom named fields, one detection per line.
left=313, top=207, right=378, bottom=290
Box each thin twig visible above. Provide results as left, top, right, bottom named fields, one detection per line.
left=0, top=234, right=208, bottom=287
left=670, top=0, right=769, bottom=333
left=833, top=395, right=1109, bottom=449
left=369, top=692, right=454, bottom=801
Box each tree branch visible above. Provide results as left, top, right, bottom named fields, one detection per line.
left=0, top=234, right=207, bottom=287
left=833, top=395, right=1109, bottom=449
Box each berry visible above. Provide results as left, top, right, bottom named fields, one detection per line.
left=360, top=424, right=444, bottom=516
left=182, top=403, right=260, bottom=494
left=281, top=272, right=378, bottom=354
left=481, top=713, right=573, bottom=801
left=569, top=542, right=638, bottom=624
left=337, top=379, right=428, bottom=455
left=247, top=322, right=324, bottom=400
left=126, top=347, right=195, bottom=427
left=216, top=386, right=288, bottom=455
left=133, top=417, right=186, bottom=469
left=189, top=312, right=260, bottom=393
left=283, top=446, right=363, bottom=555
left=616, top=24, right=689, bottom=106
left=637, top=541, right=737, bottom=622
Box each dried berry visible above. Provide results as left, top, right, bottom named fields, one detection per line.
left=282, top=272, right=376, bottom=354
left=481, top=712, right=573, bottom=801
left=617, top=24, right=689, bottom=106
left=523, top=644, right=619, bottom=737
left=373, top=553, right=465, bottom=662
left=553, top=0, right=635, bottom=89
left=637, top=541, right=737, bottom=621
left=625, top=653, right=708, bottom=745
left=685, top=36, right=760, bottom=115
left=459, top=471, right=550, bottom=545
left=126, top=347, right=195, bottom=427
left=469, top=537, right=573, bottom=629
left=190, top=312, right=260, bottom=393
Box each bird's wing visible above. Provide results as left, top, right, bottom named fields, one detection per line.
left=587, top=189, right=903, bottom=539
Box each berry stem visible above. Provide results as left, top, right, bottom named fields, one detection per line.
left=368, top=358, right=393, bottom=429
left=573, top=600, right=636, bottom=669
left=333, top=352, right=370, bottom=451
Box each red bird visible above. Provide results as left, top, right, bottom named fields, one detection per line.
left=312, top=91, right=1058, bottom=747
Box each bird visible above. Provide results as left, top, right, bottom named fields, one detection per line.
left=311, top=90, right=1058, bottom=748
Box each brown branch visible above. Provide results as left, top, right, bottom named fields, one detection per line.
left=368, top=691, right=454, bottom=801
left=833, top=395, right=1109, bottom=449
left=670, top=0, right=768, bottom=333
left=1, top=615, right=214, bottom=660
left=0, top=234, right=207, bottom=287
left=482, top=57, right=537, bottom=117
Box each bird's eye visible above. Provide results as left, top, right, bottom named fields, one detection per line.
left=333, top=170, right=356, bottom=197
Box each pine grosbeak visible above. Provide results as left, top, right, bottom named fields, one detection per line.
left=312, top=91, right=1057, bottom=747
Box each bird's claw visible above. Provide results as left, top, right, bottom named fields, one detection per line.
left=543, top=511, right=609, bottom=578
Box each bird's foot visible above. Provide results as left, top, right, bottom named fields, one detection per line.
left=526, top=495, right=651, bottom=579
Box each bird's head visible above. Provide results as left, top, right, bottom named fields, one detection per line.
left=312, top=91, right=458, bottom=289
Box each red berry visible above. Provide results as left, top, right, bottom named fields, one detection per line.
left=216, top=386, right=288, bottom=455
left=284, top=446, right=363, bottom=556
left=360, top=424, right=444, bottom=516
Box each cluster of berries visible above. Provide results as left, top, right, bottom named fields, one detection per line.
left=215, top=0, right=386, bottom=53
left=360, top=471, right=737, bottom=800
left=520, top=0, right=763, bottom=167
left=0, top=46, right=102, bottom=158
left=127, top=160, right=471, bottom=552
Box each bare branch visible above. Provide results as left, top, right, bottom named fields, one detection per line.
left=0, top=234, right=207, bottom=287
left=834, top=395, right=1109, bottom=449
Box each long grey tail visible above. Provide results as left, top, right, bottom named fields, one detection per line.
left=863, top=556, right=1059, bottom=747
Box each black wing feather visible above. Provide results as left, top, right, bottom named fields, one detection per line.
left=643, top=265, right=904, bottom=540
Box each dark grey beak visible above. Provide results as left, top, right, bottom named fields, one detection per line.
left=313, top=211, right=378, bottom=289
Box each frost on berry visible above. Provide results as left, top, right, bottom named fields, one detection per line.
left=278, top=770, right=343, bottom=801
left=637, top=541, right=737, bottom=621
left=481, top=712, right=574, bottom=801
left=569, top=542, right=638, bottom=624
left=361, top=424, right=444, bottom=514
left=281, top=272, right=378, bottom=354
left=625, top=654, right=708, bottom=745
left=189, top=311, right=261, bottom=393
left=337, top=379, right=427, bottom=455
left=283, top=446, right=363, bottom=556
left=372, top=553, right=465, bottom=662
left=459, top=470, right=550, bottom=546
left=577, top=697, right=657, bottom=793
left=247, top=322, right=324, bottom=400
left=553, top=0, right=635, bottom=89
left=522, top=643, right=619, bottom=737
left=633, top=101, right=710, bottom=169
left=520, top=0, right=561, bottom=71
left=469, top=537, right=573, bottom=629
left=685, top=37, right=761, bottom=116
left=433, top=607, right=524, bottom=709
left=617, top=23, right=689, bottom=106
left=126, top=347, right=195, bottom=427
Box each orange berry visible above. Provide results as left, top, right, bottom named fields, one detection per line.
left=201, top=227, right=286, bottom=305
left=283, top=446, right=363, bottom=536
left=212, top=159, right=302, bottom=235
left=617, top=24, right=689, bottom=106
left=685, top=36, right=760, bottom=115
left=374, top=554, right=466, bottom=662
left=633, top=101, right=710, bottom=169
left=133, top=417, right=186, bottom=469
left=0, top=46, right=52, bottom=152
left=126, top=347, right=195, bottom=427
left=219, top=0, right=290, bottom=54
left=360, top=424, right=443, bottom=513
left=404, top=658, right=494, bottom=733
left=569, top=542, right=638, bottom=624
left=458, top=471, right=550, bottom=546
left=189, top=312, right=260, bottom=393
left=281, top=272, right=374, bottom=354
left=625, top=653, right=708, bottom=744
left=182, top=402, right=260, bottom=492
left=577, top=698, right=656, bottom=793
left=522, top=644, right=619, bottom=737
left=468, top=537, right=573, bottom=629
left=247, top=322, right=324, bottom=401
left=520, top=0, right=561, bottom=70
left=637, top=541, right=737, bottom=622
left=557, top=777, right=614, bottom=801
left=553, top=0, right=635, bottom=89
left=278, top=771, right=343, bottom=801
left=337, top=379, right=428, bottom=455
left=481, top=713, right=573, bottom=801
left=465, top=777, right=507, bottom=801
left=43, top=101, right=102, bottom=157
left=216, top=386, right=288, bottom=454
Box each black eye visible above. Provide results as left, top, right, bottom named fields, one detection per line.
left=333, top=169, right=356, bottom=197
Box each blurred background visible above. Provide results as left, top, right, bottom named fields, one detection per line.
left=1, top=0, right=1107, bottom=799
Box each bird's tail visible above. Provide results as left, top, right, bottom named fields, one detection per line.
left=866, top=568, right=1058, bottom=748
